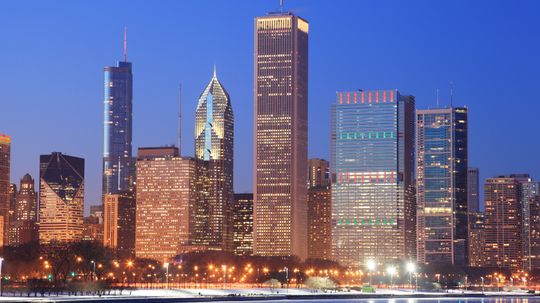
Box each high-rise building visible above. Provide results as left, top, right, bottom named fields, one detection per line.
left=82, top=216, right=103, bottom=242
left=135, top=147, right=197, bottom=262
left=468, top=212, right=485, bottom=267
left=510, top=174, right=540, bottom=270
left=330, top=90, right=415, bottom=266
left=484, top=176, right=522, bottom=268
left=103, top=193, right=136, bottom=257
left=468, top=168, right=480, bottom=213
left=103, top=48, right=134, bottom=197
left=194, top=68, right=234, bottom=251
left=253, top=12, right=309, bottom=259
left=8, top=174, right=38, bottom=246
left=233, top=193, right=253, bottom=256
left=308, top=186, right=331, bottom=260
left=308, top=158, right=330, bottom=188
left=39, top=152, right=85, bottom=244
left=0, top=134, right=11, bottom=246
left=416, top=107, right=468, bottom=265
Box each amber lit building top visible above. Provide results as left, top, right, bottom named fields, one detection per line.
left=253, top=12, right=309, bottom=259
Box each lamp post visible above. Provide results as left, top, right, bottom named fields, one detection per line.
left=0, top=257, right=4, bottom=296
left=284, top=267, right=289, bottom=293
left=366, top=260, right=376, bottom=286
left=480, top=276, right=484, bottom=293
left=386, top=266, right=396, bottom=290
left=164, top=263, right=169, bottom=289
left=90, top=260, right=96, bottom=281
left=406, top=262, right=416, bottom=292
left=222, top=265, right=227, bottom=289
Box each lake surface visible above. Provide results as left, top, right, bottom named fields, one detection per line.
left=210, top=298, right=540, bottom=303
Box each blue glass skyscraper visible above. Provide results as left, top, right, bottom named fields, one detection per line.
left=416, top=107, right=468, bottom=266
left=103, top=56, right=133, bottom=196
left=331, top=90, right=415, bottom=266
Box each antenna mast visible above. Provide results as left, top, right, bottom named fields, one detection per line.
left=450, top=81, right=454, bottom=107
left=178, top=83, right=182, bottom=155
left=280, top=0, right=284, bottom=13
left=123, top=27, right=127, bottom=62
left=436, top=88, right=439, bottom=108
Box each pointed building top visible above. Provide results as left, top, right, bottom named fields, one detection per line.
left=213, top=64, right=217, bottom=79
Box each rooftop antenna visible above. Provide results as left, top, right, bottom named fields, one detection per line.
left=213, top=64, right=217, bottom=78
left=123, top=27, right=127, bottom=62
left=280, top=0, right=284, bottom=13
left=450, top=81, right=454, bottom=107
left=436, top=88, right=440, bottom=108
left=178, top=83, right=182, bottom=155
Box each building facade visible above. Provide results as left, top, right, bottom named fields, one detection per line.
left=103, top=193, right=136, bottom=256
left=308, top=158, right=330, bottom=188
left=0, top=134, right=11, bottom=246
left=135, top=147, right=196, bottom=261
left=253, top=12, right=309, bottom=259
left=308, top=186, right=331, bottom=260
left=194, top=68, right=234, bottom=251
left=330, top=90, right=415, bottom=266
left=233, top=193, right=253, bottom=256
left=483, top=176, right=522, bottom=268
left=39, top=153, right=85, bottom=244
left=103, top=60, right=134, bottom=196
left=468, top=212, right=485, bottom=267
left=8, top=174, right=38, bottom=246
left=416, top=107, right=468, bottom=265
left=468, top=168, right=480, bottom=213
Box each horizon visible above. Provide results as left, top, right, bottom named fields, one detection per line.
left=1, top=0, right=539, bottom=214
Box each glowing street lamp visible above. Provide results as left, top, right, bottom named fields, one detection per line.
left=386, top=266, right=396, bottom=289
left=0, top=257, right=4, bottom=296
left=366, top=260, right=376, bottom=285
left=406, top=262, right=416, bottom=291
left=164, top=263, right=170, bottom=289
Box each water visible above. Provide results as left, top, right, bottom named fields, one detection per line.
left=211, top=299, right=540, bottom=303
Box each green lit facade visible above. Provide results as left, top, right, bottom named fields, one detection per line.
left=330, top=90, right=415, bottom=266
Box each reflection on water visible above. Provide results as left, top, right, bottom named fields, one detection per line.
left=233, top=298, right=540, bottom=303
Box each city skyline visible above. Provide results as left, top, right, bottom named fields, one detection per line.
left=1, top=1, right=540, bottom=213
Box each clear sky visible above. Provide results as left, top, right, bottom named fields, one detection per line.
left=1, top=0, right=539, bottom=213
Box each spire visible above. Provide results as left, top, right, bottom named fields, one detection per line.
left=123, top=27, right=127, bottom=62
left=213, top=64, right=217, bottom=79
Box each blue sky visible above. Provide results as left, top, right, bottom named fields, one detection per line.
left=1, top=0, right=539, bottom=213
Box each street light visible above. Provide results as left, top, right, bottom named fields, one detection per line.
left=90, top=260, right=96, bottom=281
left=0, top=257, right=4, bottom=296
left=222, top=265, right=227, bottom=289
left=480, top=276, right=485, bottom=293
left=406, top=262, right=416, bottom=292
left=366, top=260, right=376, bottom=286
left=164, top=263, right=169, bottom=289
left=386, top=266, right=396, bottom=289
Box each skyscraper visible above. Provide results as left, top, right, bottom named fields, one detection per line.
left=484, top=176, right=522, bottom=268
left=468, top=168, right=480, bottom=213
left=416, top=107, right=468, bottom=265
left=330, top=90, right=415, bottom=266
left=39, top=152, right=85, bottom=244
left=103, top=35, right=134, bottom=196
left=194, top=67, right=234, bottom=251
left=253, top=12, right=309, bottom=258
left=135, top=147, right=196, bottom=261
left=233, top=193, right=253, bottom=256
left=103, top=192, right=136, bottom=257
left=468, top=212, right=485, bottom=267
left=8, top=174, right=38, bottom=246
left=0, top=134, right=11, bottom=246
left=308, top=158, right=330, bottom=188
left=510, top=174, right=540, bottom=270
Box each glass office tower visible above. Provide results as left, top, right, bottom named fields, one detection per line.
left=416, top=108, right=468, bottom=265
left=103, top=61, right=134, bottom=196
left=331, top=90, right=415, bottom=266
left=194, top=68, right=234, bottom=251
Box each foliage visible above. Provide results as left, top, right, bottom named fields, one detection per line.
left=305, top=276, right=337, bottom=290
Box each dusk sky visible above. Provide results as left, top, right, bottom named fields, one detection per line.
left=1, top=0, right=539, bottom=213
